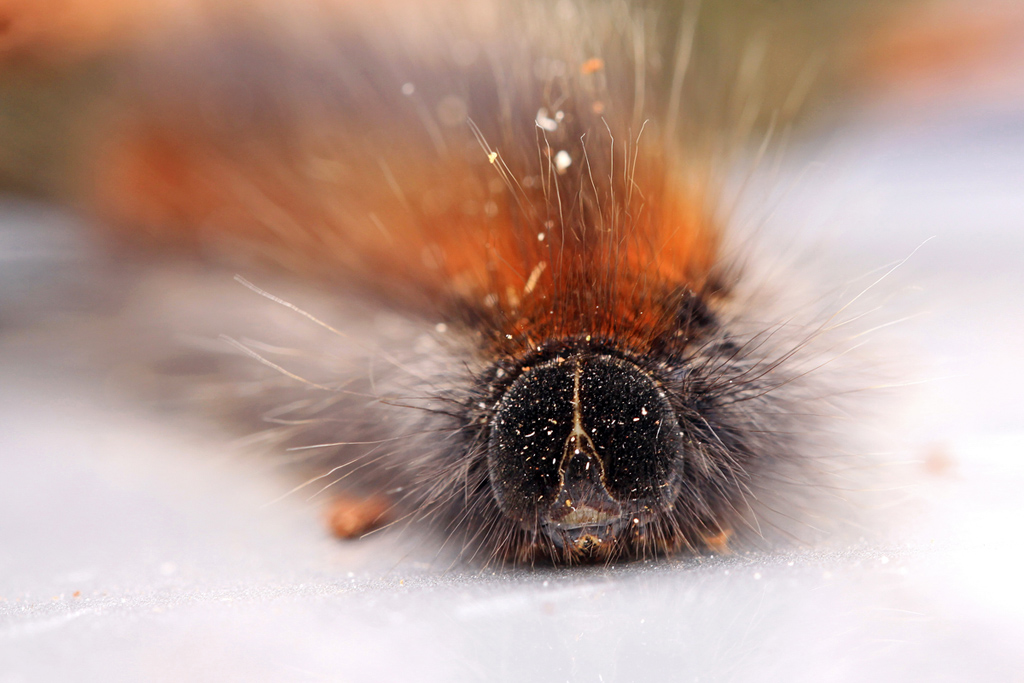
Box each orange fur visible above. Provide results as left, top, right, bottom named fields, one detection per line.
left=87, top=1, right=721, bottom=362
left=0, top=0, right=176, bottom=64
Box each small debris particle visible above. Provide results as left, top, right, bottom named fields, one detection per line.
left=554, top=150, right=572, bottom=173
left=536, top=108, right=559, bottom=132
left=923, top=442, right=956, bottom=476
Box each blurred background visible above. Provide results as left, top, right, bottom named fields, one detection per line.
left=1, top=0, right=1023, bottom=680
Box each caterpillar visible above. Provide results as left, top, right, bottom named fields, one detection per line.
left=1, top=0, right=906, bottom=565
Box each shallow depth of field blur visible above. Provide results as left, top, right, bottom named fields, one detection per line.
left=2, top=1, right=1023, bottom=681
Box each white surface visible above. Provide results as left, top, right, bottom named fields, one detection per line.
left=3, top=102, right=1024, bottom=681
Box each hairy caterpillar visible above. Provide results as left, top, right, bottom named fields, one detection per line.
left=2, top=0, right=905, bottom=565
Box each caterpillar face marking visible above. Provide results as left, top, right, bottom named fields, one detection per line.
left=67, top=0, right=886, bottom=566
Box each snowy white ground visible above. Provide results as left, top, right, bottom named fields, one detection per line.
left=2, top=98, right=1024, bottom=681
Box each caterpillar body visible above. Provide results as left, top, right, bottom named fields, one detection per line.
left=7, top=0, right=899, bottom=565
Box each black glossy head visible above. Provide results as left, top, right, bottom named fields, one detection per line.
left=487, top=353, right=685, bottom=551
